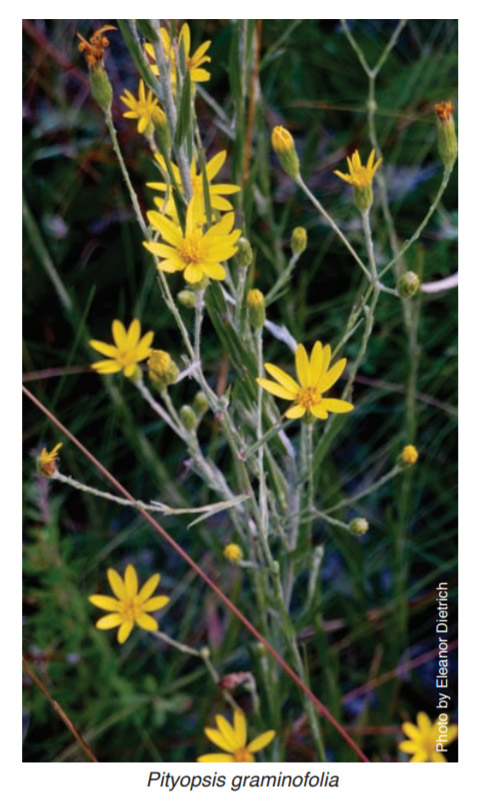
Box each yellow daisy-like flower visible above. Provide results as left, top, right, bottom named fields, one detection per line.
left=147, top=151, right=240, bottom=223
left=143, top=198, right=241, bottom=285
left=37, top=443, right=62, bottom=477
left=197, top=709, right=275, bottom=762
left=334, top=149, right=382, bottom=190
left=145, top=22, right=211, bottom=86
left=399, top=712, right=458, bottom=762
left=89, top=564, right=170, bottom=644
left=120, top=79, right=166, bottom=135
left=89, top=319, right=154, bottom=378
left=257, top=341, right=354, bottom=420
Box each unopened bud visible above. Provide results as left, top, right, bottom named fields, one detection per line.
left=147, top=349, right=179, bottom=390
left=291, top=226, right=307, bottom=255
left=193, top=392, right=209, bottom=416
left=353, top=184, right=373, bottom=213
left=223, top=543, right=243, bottom=564
left=236, top=238, right=253, bottom=269
left=349, top=517, right=369, bottom=537
left=434, top=102, right=457, bottom=169
left=399, top=444, right=419, bottom=467
left=271, top=126, right=300, bottom=179
left=37, top=443, right=62, bottom=477
left=247, top=289, right=266, bottom=329
left=397, top=271, right=421, bottom=299
left=177, top=289, right=196, bottom=308
left=90, top=64, right=113, bottom=112
left=180, top=405, right=197, bottom=431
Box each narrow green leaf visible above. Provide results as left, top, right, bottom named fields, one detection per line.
left=174, top=72, right=192, bottom=147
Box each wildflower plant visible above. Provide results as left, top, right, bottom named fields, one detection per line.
left=23, top=20, right=458, bottom=765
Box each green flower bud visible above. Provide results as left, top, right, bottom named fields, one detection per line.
left=193, top=391, right=209, bottom=416
left=180, top=405, right=198, bottom=431
left=291, top=226, right=307, bottom=255
left=177, top=289, right=196, bottom=309
left=90, top=64, right=113, bottom=112
left=271, top=126, right=300, bottom=179
left=397, top=271, right=421, bottom=299
left=349, top=517, right=369, bottom=537
left=434, top=102, right=457, bottom=169
left=236, top=238, right=253, bottom=269
left=353, top=184, right=373, bottom=213
left=247, top=289, right=266, bottom=329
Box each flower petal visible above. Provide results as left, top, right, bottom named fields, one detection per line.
left=89, top=339, right=118, bottom=358
left=141, top=595, right=170, bottom=612
left=95, top=613, right=123, bottom=629
left=197, top=753, right=235, bottom=763
left=206, top=150, right=226, bottom=180
left=216, top=715, right=239, bottom=750
left=233, top=709, right=247, bottom=748
left=204, top=726, right=234, bottom=753
left=112, top=320, right=127, bottom=348
left=200, top=262, right=226, bottom=280
left=309, top=341, right=324, bottom=385
left=322, top=398, right=354, bottom=414
left=135, top=613, right=158, bottom=631
left=319, top=358, right=346, bottom=392
left=401, top=722, right=421, bottom=740
left=295, top=344, right=310, bottom=386
left=91, top=359, right=121, bottom=374
left=89, top=594, right=121, bottom=612
left=126, top=319, right=141, bottom=349
left=399, top=740, right=419, bottom=754
left=416, top=712, right=432, bottom=735
left=124, top=565, right=138, bottom=597
left=310, top=403, right=329, bottom=419
left=117, top=621, right=134, bottom=643
left=247, top=730, right=276, bottom=753
left=137, top=573, right=160, bottom=602
left=264, top=363, right=299, bottom=394
left=107, top=568, right=126, bottom=600
left=256, top=378, right=297, bottom=401
left=285, top=404, right=306, bottom=419
left=184, top=264, right=204, bottom=284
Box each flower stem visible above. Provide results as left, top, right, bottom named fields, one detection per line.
left=104, top=110, right=148, bottom=236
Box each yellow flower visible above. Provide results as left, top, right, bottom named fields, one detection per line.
left=144, top=198, right=241, bottom=285
left=271, top=126, right=300, bottom=178
left=399, top=712, right=458, bottom=762
left=77, top=25, right=116, bottom=69
left=334, top=149, right=382, bottom=190
left=400, top=444, right=419, bottom=465
left=145, top=23, right=211, bottom=86
left=197, top=709, right=275, bottom=762
left=37, top=443, right=62, bottom=477
left=89, top=319, right=154, bottom=378
left=434, top=101, right=455, bottom=123
left=120, top=79, right=166, bottom=135
left=89, top=564, right=170, bottom=644
left=147, top=151, right=240, bottom=223
left=224, top=543, right=243, bottom=564
left=257, top=341, right=354, bottom=420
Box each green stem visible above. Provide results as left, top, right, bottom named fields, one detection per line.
left=104, top=110, right=147, bottom=236
left=324, top=466, right=403, bottom=514
left=296, top=175, right=371, bottom=280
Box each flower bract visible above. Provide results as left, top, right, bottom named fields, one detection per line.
left=147, top=151, right=240, bottom=223
left=89, top=319, right=154, bottom=378
left=399, top=712, right=457, bottom=762
left=120, top=79, right=166, bottom=135
left=89, top=564, right=170, bottom=644
left=334, top=149, right=382, bottom=190
left=144, top=198, right=241, bottom=285
left=257, top=341, right=354, bottom=420
left=145, top=23, right=211, bottom=86
left=197, top=708, right=275, bottom=762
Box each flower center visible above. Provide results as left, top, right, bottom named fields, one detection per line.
left=297, top=387, right=322, bottom=410
left=233, top=747, right=255, bottom=762
left=120, top=598, right=142, bottom=622
left=180, top=232, right=204, bottom=265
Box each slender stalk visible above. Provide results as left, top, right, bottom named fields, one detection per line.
left=324, top=466, right=403, bottom=514
left=256, top=328, right=269, bottom=537
left=296, top=175, right=371, bottom=280
left=104, top=110, right=148, bottom=236
left=150, top=631, right=238, bottom=710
